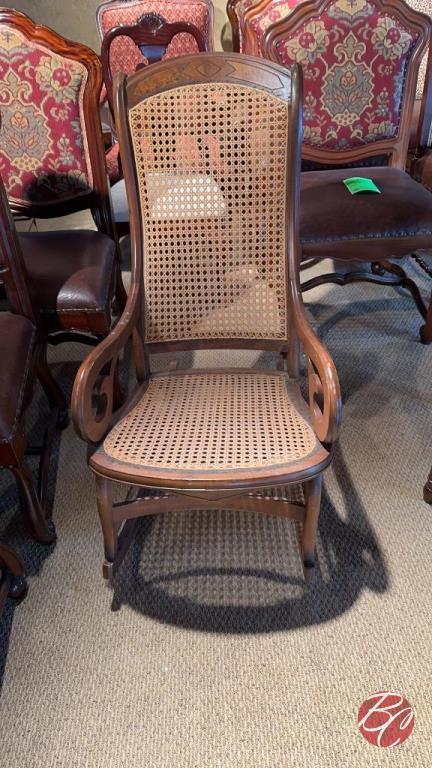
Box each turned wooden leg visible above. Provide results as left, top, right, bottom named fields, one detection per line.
left=36, top=344, right=69, bottom=428
left=10, top=462, right=56, bottom=544
left=96, top=475, right=117, bottom=579
left=302, top=475, right=322, bottom=575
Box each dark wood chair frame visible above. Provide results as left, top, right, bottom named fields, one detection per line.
left=227, top=0, right=243, bottom=53
left=262, top=0, right=432, bottom=329
left=0, top=8, right=126, bottom=348
left=0, top=179, right=62, bottom=556
left=101, top=11, right=208, bottom=116
left=72, top=53, right=342, bottom=583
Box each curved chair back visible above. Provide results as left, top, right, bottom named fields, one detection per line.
left=97, top=0, right=214, bottom=82
left=0, top=9, right=111, bottom=223
left=114, top=53, right=302, bottom=352
left=101, top=12, right=208, bottom=112
left=263, top=0, right=431, bottom=168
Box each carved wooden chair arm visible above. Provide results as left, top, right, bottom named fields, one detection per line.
left=292, top=295, right=342, bottom=444
left=72, top=289, right=142, bottom=444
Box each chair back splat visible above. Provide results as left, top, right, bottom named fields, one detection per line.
left=101, top=12, right=208, bottom=113
left=115, top=53, right=302, bottom=355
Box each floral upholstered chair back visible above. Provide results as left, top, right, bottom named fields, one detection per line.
left=97, top=0, right=214, bottom=79
left=240, top=0, right=303, bottom=55
left=263, top=0, right=431, bottom=165
left=0, top=11, right=105, bottom=213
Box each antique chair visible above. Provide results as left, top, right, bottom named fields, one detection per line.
left=0, top=540, right=27, bottom=613
left=101, top=12, right=207, bottom=114
left=227, top=0, right=259, bottom=51
left=98, top=0, right=213, bottom=217
left=262, top=0, right=432, bottom=340
left=0, top=9, right=124, bottom=357
left=72, top=54, right=342, bottom=583
left=240, top=0, right=302, bottom=55
left=1, top=180, right=59, bottom=548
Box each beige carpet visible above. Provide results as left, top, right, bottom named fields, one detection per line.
left=1, top=254, right=432, bottom=766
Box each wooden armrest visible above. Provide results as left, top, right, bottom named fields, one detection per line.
left=72, top=288, right=142, bottom=444
left=291, top=292, right=342, bottom=444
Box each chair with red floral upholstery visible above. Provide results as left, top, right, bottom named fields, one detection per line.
left=97, top=0, right=214, bottom=188
left=0, top=9, right=124, bottom=363
left=101, top=11, right=208, bottom=115
left=240, top=0, right=302, bottom=55
left=262, top=0, right=432, bottom=341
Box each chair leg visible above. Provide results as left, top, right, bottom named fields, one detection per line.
left=36, top=345, right=69, bottom=429
left=96, top=475, right=117, bottom=576
left=302, top=475, right=322, bottom=575
left=0, top=541, right=28, bottom=602
left=10, top=462, right=56, bottom=545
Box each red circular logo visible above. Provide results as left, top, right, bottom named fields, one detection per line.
left=358, top=691, right=414, bottom=747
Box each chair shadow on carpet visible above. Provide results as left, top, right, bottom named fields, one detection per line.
left=110, top=441, right=388, bottom=633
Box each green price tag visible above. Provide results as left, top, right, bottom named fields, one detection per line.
left=343, top=177, right=381, bottom=195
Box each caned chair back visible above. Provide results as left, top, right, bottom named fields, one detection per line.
left=262, top=0, right=431, bottom=167
left=97, top=0, right=214, bottom=79
left=114, top=53, right=301, bottom=351
left=0, top=9, right=109, bottom=218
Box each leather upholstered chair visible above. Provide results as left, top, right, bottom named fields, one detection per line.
left=263, top=0, right=432, bottom=341
left=0, top=9, right=124, bottom=362
left=72, top=54, right=341, bottom=584
left=1, top=178, right=60, bottom=564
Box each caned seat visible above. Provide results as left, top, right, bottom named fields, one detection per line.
left=92, top=370, right=329, bottom=487
left=72, top=55, right=341, bottom=585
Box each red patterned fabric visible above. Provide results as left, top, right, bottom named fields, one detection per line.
left=249, top=0, right=302, bottom=52
left=0, top=26, right=93, bottom=204
left=273, top=0, right=419, bottom=150
left=105, top=142, right=121, bottom=184
left=97, top=0, right=214, bottom=77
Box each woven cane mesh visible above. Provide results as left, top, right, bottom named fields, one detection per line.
left=103, top=372, right=317, bottom=470
left=128, top=83, right=289, bottom=343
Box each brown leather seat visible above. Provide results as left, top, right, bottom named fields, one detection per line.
left=19, top=230, right=116, bottom=335
left=301, top=167, right=432, bottom=261
left=0, top=312, right=35, bottom=461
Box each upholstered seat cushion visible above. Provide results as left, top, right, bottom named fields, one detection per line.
left=0, top=313, right=35, bottom=445
left=301, top=167, right=432, bottom=261
left=19, top=230, right=116, bottom=335
left=91, top=370, right=330, bottom=489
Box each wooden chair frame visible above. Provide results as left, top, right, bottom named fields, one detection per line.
left=241, top=0, right=275, bottom=56
left=72, top=53, right=341, bottom=583
left=101, top=11, right=208, bottom=115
